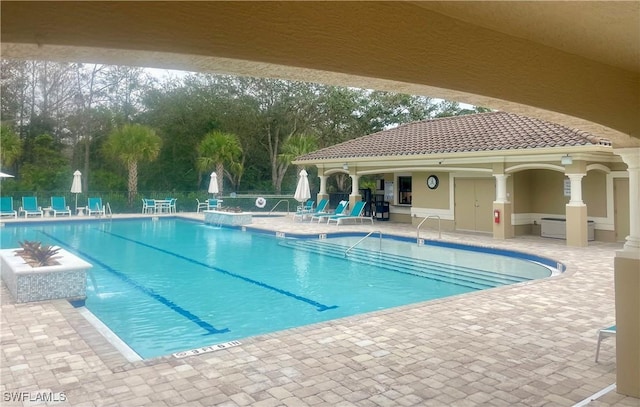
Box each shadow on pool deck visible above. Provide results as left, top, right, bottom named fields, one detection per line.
left=0, top=213, right=637, bottom=406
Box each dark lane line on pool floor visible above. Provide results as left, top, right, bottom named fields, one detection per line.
left=97, top=229, right=338, bottom=312
left=40, top=231, right=230, bottom=336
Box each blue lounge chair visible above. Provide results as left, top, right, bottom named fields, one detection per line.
left=86, top=197, right=105, bottom=216
left=50, top=196, right=71, bottom=217
left=19, top=196, right=43, bottom=218
left=595, top=325, right=616, bottom=362
left=311, top=201, right=348, bottom=223
left=327, top=200, right=373, bottom=225
left=294, top=198, right=328, bottom=222
left=0, top=197, right=17, bottom=218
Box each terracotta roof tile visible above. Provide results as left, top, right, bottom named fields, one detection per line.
left=296, top=111, right=610, bottom=161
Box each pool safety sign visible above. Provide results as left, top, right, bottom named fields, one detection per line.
left=173, top=340, right=241, bottom=358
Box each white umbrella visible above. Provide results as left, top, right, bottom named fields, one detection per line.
left=293, top=169, right=311, bottom=203
left=0, top=172, right=14, bottom=178
left=71, top=170, right=82, bottom=210
left=208, top=172, right=219, bottom=196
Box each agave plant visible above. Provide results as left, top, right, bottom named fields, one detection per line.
left=18, top=240, right=61, bottom=267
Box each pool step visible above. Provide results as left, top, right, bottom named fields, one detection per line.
left=280, top=240, right=531, bottom=290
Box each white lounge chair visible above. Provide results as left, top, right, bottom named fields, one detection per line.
left=595, top=325, right=616, bottom=362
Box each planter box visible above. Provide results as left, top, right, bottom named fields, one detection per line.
left=0, top=248, right=92, bottom=303
left=204, top=210, right=252, bottom=226
left=540, top=217, right=595, bottom=241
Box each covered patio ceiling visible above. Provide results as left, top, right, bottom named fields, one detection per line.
left=1, top=1, right=639, bottom=147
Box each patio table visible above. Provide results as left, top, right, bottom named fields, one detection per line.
left=154, top=199, right=172, bottom=213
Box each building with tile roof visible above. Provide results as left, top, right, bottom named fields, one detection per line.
left=294, top=112, right=628, bottom=245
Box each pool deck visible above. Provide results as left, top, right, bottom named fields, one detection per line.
left=1, top=212, right=637, bottom=406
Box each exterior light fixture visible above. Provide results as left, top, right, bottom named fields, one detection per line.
left=561, top=154, right=573, bottom=165
left=342, top=163, right=349, bottom=170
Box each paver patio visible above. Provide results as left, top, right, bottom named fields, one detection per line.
left=0, top=213, right=637, bottom=406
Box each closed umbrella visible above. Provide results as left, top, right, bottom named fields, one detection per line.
left=71, top=170, right=82, bottom=211
left=293, top=169, right=311, bottom=203
left=208, top=172, right=219, bottom=196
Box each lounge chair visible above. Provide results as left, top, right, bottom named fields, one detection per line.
left=294, top=198, right=328, bottom=221
left=327, top=200, right=373, bottom=225
left=50, top=196, right=71, bottom=217
left=86, top=197, right=106, bottom=216
left=19, top=196, right=43, bottom=218
left=595, top=325, right=616, bottom=362
left=0, top=197, right=17, bottom=218
left=311, top=200, right=348, bottom=223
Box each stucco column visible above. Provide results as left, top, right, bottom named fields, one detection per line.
left=565, top=173, right=588, bottom=247
left=349, top=173, right=361, bottom=208
left=493, top=174, right=513, bottom=239
left=317, top=174, right=329, bottom=203
left=613, top=148, right=640, bottom=397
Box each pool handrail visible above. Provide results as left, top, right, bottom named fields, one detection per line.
left=345, top=230, right=382, bottom=257
left=417, top=215, right=441, bottom=242
left=269, top=199, right=290, bottom=215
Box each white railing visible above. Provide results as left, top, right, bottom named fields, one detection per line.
left=269, top=199, right=290, bottom=215
left=345, top=230, right=382, bottom=257
left=417, top=215, right=441, bottom=242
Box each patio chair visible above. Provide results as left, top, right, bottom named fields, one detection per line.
left=595, top=325, right=616, bottom=362
left=296, top=200, right=314, bottom=214
left=86, top=197, right=106, bottom=216
left=327, top=200, right=373, bottom=225
left=0, top=196, right=17, bottom=218
left=196, top=198, right=208, bottom=213
left=167, top=198, right=177, bottom=213
left=142, top=198, right=155, bottom=214
left=19, top=196, right=43, bottom=218
left=207, top=199, right=221, bottom=210
left=294, top=198, right=328, bottom=222
left=311, top=201, right=348, bottom=223
left=50, top=196, right=71, bottom=217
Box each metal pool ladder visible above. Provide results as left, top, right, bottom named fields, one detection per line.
left=345, top=230, right=382, bottom=257
left=269, top=199, right=290, bottom=215
left=417, top=215, right=441, bottom=242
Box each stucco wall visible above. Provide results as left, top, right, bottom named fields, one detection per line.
left=412, top=172, right=450, bottom=210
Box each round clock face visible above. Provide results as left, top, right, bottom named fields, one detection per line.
left=427, top=175, right=439, bottom=189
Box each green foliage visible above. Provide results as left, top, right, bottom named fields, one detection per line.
left=1, top=61, right=492, bottom=197
left=18, top=134, right=69, bottom=192
left=0, top=123, right=22, bottom=169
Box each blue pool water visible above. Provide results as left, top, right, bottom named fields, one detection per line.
left=0, top=218, right=555, bottom=359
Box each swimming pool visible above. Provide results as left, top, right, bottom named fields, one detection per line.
left=0, top=218, right=557, bottom=359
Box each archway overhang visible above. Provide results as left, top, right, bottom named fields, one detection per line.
left=1, top=1, right=638, bottom=146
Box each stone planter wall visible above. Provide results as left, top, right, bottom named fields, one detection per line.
left=0, top=248, right=92, bottom=303
left=204, top=210, right=252, bottom=226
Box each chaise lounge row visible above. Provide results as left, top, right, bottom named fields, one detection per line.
left=294, top=199, right=373, bottom=225
left=0, top=196, right=106, bottom=218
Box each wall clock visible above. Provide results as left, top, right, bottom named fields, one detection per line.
left=427, top=175, right=439, bottom=190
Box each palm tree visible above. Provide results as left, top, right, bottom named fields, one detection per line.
left=0, top=123, right=22, bottom=171
left=197, top=130, right=242, bottom=194
left=104, top=124, right=162, bottom=205
left=278, top=133, right=318, bottom=174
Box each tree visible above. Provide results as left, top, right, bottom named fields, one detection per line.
left=197, top=130, right=243, bottom=194
left=0, top=124, right=22, bottom=171
left=104, top=124, right=162, bottom=205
